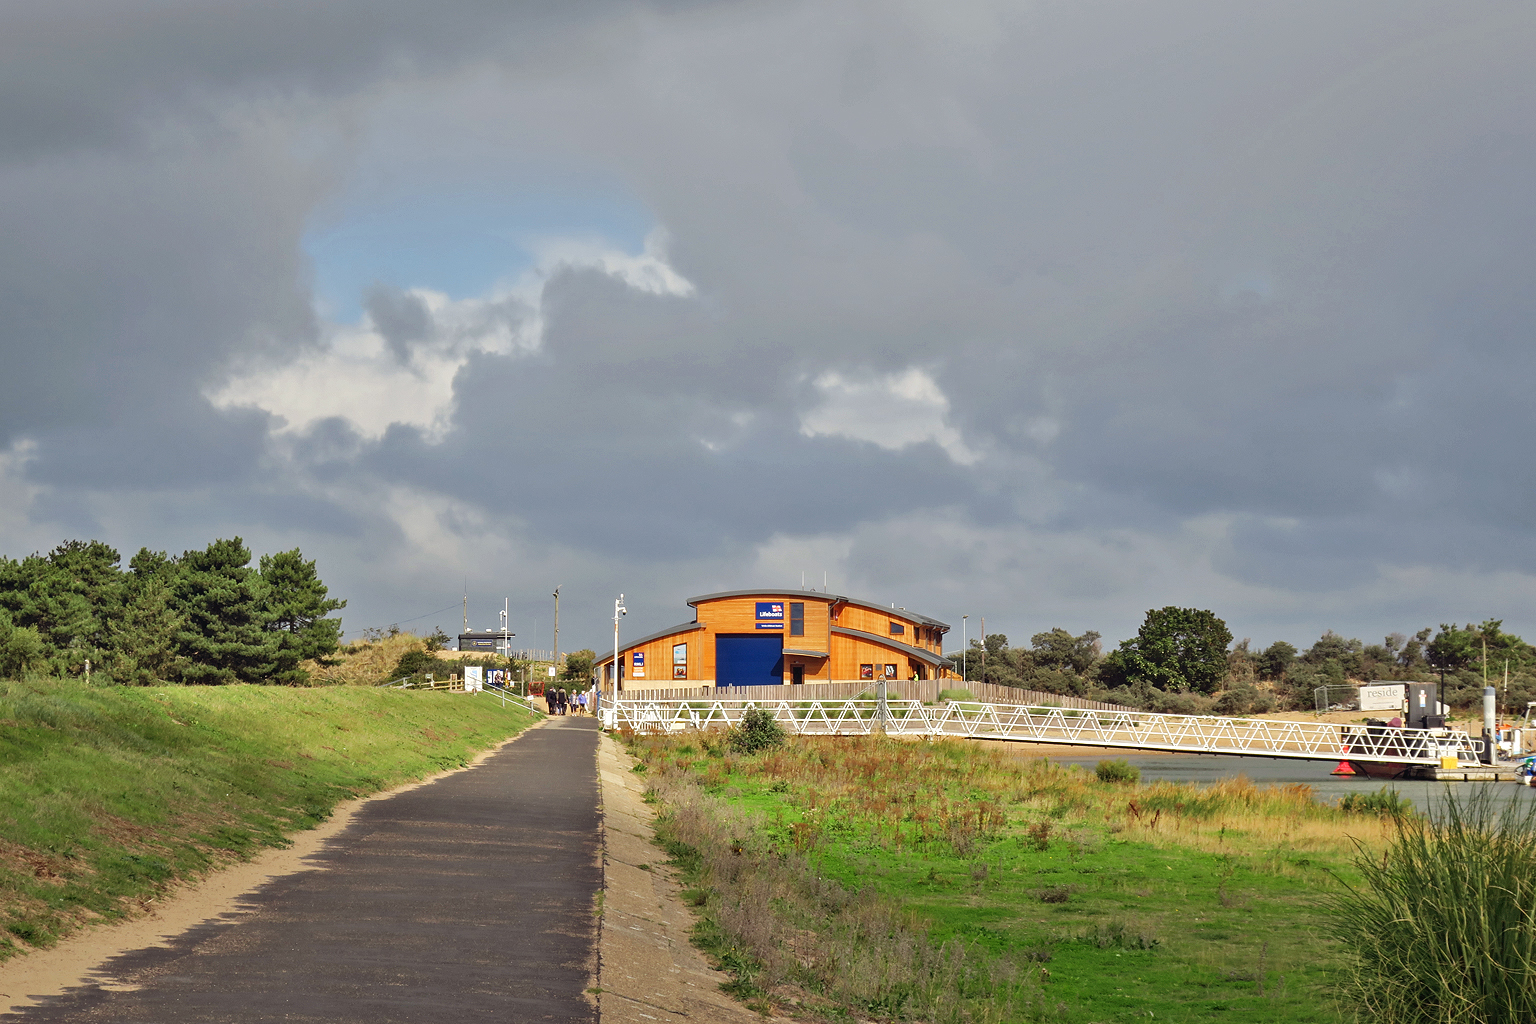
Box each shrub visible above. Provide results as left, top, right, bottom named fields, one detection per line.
left=728, top=708, right=786, bottom=754
left=938, top=688, right=973, bottom=702
left=1330, top=790, right=1536, bottom=1022
left=1338, top=787, right=1414, bottom=819
left=1095, top=759, right=1140, bottom=783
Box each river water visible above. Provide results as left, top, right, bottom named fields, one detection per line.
left=1041, top=751, right=1536, bottom=816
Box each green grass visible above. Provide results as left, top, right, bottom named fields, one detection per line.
left=630, top=732, right=1365, bottom=1022
left=0, top=675, right=536, bottom=958
left=1329, top=790, right=1536, bottom=1023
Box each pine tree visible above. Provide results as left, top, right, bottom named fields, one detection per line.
left=0, top=607, right=45, bottom=678
left=108, top=578, right=190, bottom=685
left=175, top=538, right=278, bottom=684
left=259, top=548, right=346, bottom=685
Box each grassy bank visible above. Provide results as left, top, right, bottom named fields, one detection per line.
left=0, top=675, right=538, bottom=958
left=630, top=732, right=1405, bottom=1023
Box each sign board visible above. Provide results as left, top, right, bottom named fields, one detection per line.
left=463, top=666, right=483, bottom=693
left=547, top=666, right=556, bottom=677
left=756, top=601, right=785, bottom=629
left=632, top=651, right=645, bottom=677
left=1359, top=683, right=1405, bottom=712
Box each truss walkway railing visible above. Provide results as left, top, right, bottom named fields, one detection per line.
left=605, top=698, right=1482, bottom=766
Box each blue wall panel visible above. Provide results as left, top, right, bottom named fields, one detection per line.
left=715, top=634, right=784, bottom=687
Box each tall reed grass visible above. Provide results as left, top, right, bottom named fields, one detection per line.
left=1329, top=790, right=1536, bottom=1024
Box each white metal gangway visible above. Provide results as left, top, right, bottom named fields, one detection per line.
left=604, top=697, right=1484, bottom=767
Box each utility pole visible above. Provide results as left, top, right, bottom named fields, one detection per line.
left=553, top=585, right=561, bottom=679
left=980, top=615, right=986, bottom=685
left=462, top=579, right=468, bottom=635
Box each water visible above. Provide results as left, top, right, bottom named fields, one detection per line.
left=1040, top=751, right=1536, bottom=815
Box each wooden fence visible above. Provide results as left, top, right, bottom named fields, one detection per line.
left=615, top=678, right=1132, bottom=712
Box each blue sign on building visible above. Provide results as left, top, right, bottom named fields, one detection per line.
left=755, top=601, right=784, bottom=629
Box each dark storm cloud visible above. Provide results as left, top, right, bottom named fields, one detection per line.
left=0, top=121, right=319, bottom=456
left=4, top=0, right=1536, bottom=648
left=0, top=0, right=711, bottom=160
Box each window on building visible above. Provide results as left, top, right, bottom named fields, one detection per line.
left=889, top=622, right=905, bottom=635
left=883, top=664, right=898, bottom=679
left=673, top=643, right=687, bottom=679
left=790, top=602, right=805, bottom=636
left=860, top=664, right=874, bottom=680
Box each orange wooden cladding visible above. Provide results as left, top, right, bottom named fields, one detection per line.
left=599, top=590, right=954, bottom=692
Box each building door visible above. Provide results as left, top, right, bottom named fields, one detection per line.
left=791, top=665, right=804, bottom=685
left=716, top=634, right=784, bottom=687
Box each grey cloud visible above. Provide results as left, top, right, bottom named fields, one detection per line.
left=365, top=286, right=433, bottom=363
left=0, top=0, right=718, bottom=160
left=5, top=0, right=1536, bottom=651
left=314, top=263, right=1008, bottom=580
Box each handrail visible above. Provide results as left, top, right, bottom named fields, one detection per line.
left=604, top=698, right=1483, bottom=765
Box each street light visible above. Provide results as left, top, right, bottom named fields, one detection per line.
left=610, top=594, right=626, bottom=717
left=962, top=614, right=968, bottom=684
left=496, top=600, right=515, bottom=691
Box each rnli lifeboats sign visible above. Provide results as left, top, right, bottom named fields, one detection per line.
left=756, top=602, right=785, bottom=629
left=1359, top=683, right=1405, bottom=711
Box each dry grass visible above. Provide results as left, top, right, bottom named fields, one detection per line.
left=636, top=733, right=1393, bottom=865
left=301, top=632, right=425, bottom=686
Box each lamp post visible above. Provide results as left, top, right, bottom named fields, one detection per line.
left=496, top=601, right=515, bottom=692
left=962, top=614, right=968, bottom=684
left=610, top=594, right=626, bottom=722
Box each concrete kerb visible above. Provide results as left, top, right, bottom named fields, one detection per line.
left=595, top=733, right=779, bottom=1024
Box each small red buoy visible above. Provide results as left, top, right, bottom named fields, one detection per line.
left=1331, top=761, right=1356, bottom=776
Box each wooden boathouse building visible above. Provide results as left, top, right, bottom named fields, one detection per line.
left=593, top=589, right=955, bottom=692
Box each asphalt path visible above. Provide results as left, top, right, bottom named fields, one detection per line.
left=8, top=715, right=602, bottom=1024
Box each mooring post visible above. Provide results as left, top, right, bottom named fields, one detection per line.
left=876, top=678, right=890, bottom=734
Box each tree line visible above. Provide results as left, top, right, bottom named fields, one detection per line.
left=0, top=537, right=345, bottom=685
left=949, top=607, right=1536, bottom=714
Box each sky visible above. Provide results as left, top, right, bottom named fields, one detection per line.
left=2, top=0, right=1535, bottom=658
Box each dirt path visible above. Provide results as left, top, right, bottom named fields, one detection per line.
left=595, top=732, right=776, bottom=1023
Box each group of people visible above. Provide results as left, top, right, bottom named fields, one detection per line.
left=544, top=686, right=588, bottom=716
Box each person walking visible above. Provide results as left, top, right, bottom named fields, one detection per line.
left=544, top=686, right=555, bottom=716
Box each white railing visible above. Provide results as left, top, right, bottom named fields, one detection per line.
left=486, top=685, right=544, bottom=715
left=604, top=698, right=1484, bottom=766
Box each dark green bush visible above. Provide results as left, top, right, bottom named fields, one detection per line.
left=1338, top=787, right=1415, bottom=819
left=1095, top=759, right=1140, bottom=783
left=729, top=708, right=786, bottom=754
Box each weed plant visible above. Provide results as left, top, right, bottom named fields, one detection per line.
left=632, top=731, right=1384, bottom=1022
left=0, top=674, right=533, bottom=957
left=1329, top=790, right=1536, bottom=1024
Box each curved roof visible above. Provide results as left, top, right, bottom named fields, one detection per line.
left=831, top=626, right=951, bottom=668
left=593, top=621, right=704, bottom=667
left=687, top=589, right=950, bottom=631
